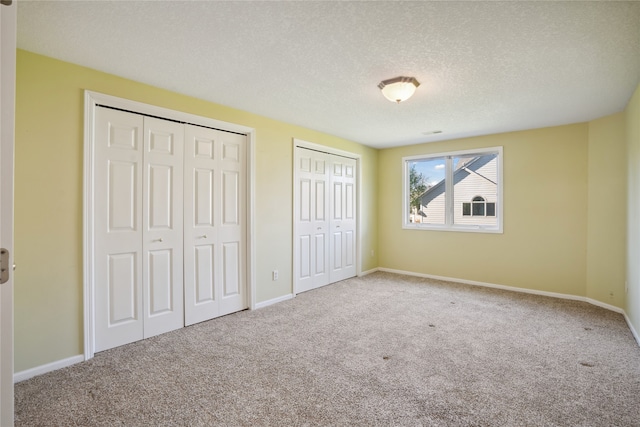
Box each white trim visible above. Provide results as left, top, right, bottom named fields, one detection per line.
left=356, top=148, right=363, bottom=279
left=83, top=90, right=256, bottom=360
left=292, top=139, right=362, bottom=295
left=379, top=267, right=639, bottom=347
left=379, top=267, right=589, bottom=302
left=254, top=293, right=294, bottom=310
left=18, top=269, right=640, bottom=382
left=247, top=130, right=257, bottom=310
left=623, top=313, right=640, bottom=346
left=14, top=354, right=84, bottom=383
left=359, top=268, right=380, bottom=277
left=584, top=297, right=625, bottom=314
left=83, top=91, right=96, bottom=360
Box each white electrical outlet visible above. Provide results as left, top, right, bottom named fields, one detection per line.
left=272, top=270, right=279, bottom=281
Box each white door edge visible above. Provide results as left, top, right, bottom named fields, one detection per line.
left=292, top=138, right=361, bottom=295
left=0, top=1, right=16, bottom=424
left=83, top=91, right=256, bottom=360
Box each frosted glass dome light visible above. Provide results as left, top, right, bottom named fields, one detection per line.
left=378, top=76, right=420, bottom=103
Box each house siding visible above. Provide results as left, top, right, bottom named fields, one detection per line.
left=454, top=157, right=498, bottom=226
left=416, top=155, right=497, bottom=226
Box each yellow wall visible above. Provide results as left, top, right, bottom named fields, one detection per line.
left=378, top=124, right=590, bottom=296
left=14, top=49, right=636, bottom=373
left=14, top=50, right=378, bottom=372
left=587, top=113, right=627, bottom=307
left=626, top=83, right=640, bottom=335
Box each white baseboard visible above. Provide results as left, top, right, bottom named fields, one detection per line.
left=14, top=354, right=84, bottom=383
left=584, top=297, right=625, bottom=314
left=379, top=267, right=589, bottom=300
left=15, top=270, right=640, bottom=382
left=358, top=268, right=379, bottom=277
left=378, top=267, right=639, bottom=347
left=254, top=293, right=294, bottom=309
left=623, top=313, right=640, bottom=346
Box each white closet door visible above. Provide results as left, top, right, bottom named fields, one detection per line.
left=329, top=157, right=357, bottom=283
left=217, top=128, right=246, bottom=316
left=95, top=109, right=184, bottom=351
left=142, top=117, right=184, bottom=338
left=94, top=107, right=144, bottom=352
left=294, top=148, right=330, bottom=293
left=184, top=125, right=246, bottom=325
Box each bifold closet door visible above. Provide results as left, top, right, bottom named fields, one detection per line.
left=142, top=117, right=184, bottom=339
left=184, top=125, right=246, bottom=326
left=294, top=148, right=330, bottom=293
left=295, top=147, right=357, bottom=293
left=329, top=157, right=357, bottom=282
left=94, top=108, right=184, bottom=352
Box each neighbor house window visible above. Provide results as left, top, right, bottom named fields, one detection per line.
left=403, top=146, right=503, bottom=233
left=463, top=196, right=496, bottom=217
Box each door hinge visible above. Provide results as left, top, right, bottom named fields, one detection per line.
left=0, top=248, right=9, bottom=284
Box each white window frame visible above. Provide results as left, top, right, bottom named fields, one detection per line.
left=402, top=146, right=503, bottom=233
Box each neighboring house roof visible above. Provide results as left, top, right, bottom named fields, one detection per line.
left=418, top=155, right=496, bottom=206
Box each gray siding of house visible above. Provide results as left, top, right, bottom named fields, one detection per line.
left=415, top=155, right=497, bottom=226
left=454, top=156, right=497, bottom=226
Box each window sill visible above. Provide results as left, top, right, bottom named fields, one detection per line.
left=402, top=224, right=503, bottom=234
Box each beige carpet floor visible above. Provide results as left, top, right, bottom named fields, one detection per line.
left=15, top=272, right=640, bottom=426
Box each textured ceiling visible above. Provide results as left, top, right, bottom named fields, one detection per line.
left=16, top=1, right=640, bottom=148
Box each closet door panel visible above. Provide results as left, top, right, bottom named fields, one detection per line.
left=329, top=157, right=357, bottom=283
left=294, top=148, right=330, bottom=293
left=222, top=170, right=239, bottom=225
left=107, top=253, right=137, bottom=325
left=315, top=233, right=326, bottom=275
left=185, top=125, right=247, bottom=324
left=95, top=107, right=144, bottom=352
left=218, top=132, right=246, bottom=316
left=299, top=234, right=311, bottom=280
left=147, top=249, right=173, bottom=315
left=194, top=244, right=215, bottom=304
left=108, top=161, right=137, bottom=230
left=148, top=164, right=173, bottom=229
left=296, top=174, right=313, bottom=292
left=184, top=126, right=220, bottom=325
left=142, top=117, right=184, bottom=338
left=222, top=242, right=240, bottom=297
left=195, top=169, right=214, bottom=226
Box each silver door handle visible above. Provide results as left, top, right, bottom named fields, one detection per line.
left=199, top=234, right=208, bottom=239
left=154, top=238, right=163, bottom=243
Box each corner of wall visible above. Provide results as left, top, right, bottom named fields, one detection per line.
left=586, top=112, right=627, bottom=308
left=626, top=82, right=640, bottom=335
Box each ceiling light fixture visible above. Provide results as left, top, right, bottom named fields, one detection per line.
left=378, top=76, right=420, bottom=103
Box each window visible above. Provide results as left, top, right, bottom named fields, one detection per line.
left=404, top=146, right=502, bottom=233
left=463, top=197, right=496, bottom=217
